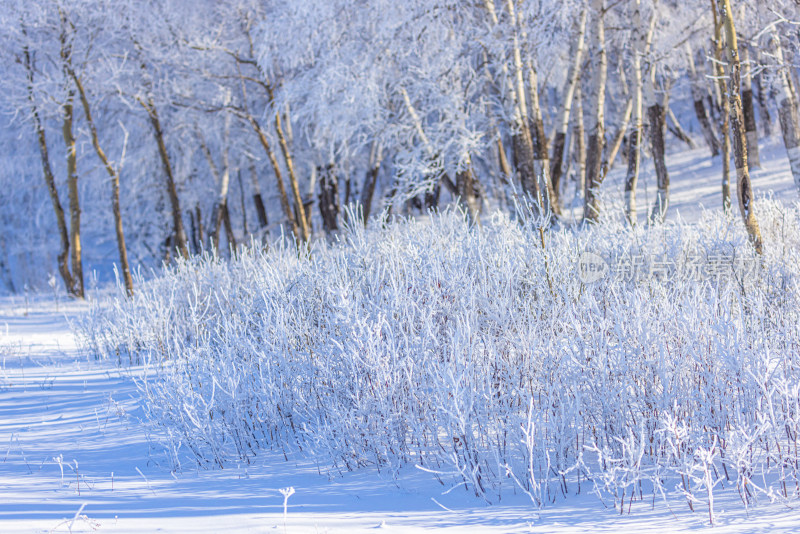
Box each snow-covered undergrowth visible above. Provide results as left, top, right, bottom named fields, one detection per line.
left=83, top=201, right=800, bottom=518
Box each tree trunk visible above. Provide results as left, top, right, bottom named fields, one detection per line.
left=740, top=45, right=761, bottom=168
left=142, top=100, right=189, bottom=258
left=188, top=208, right=200, bottom=254
left=235, top=66, right=300, bottom=241
left=456, top=162, right=482, bottom=225
left=69, top=71, right=134, bottom=296
left=249, top=165, right=268, bottom=228
left=318, top=164, right=340, bottom=233
left=755, top=68, right=772, bottom=137
left=273, top=110, right=309, bottom=242
left=222, top=202, right=235, bottom=252
left=583, top=0, right=607, bottom=222
left=23, top=35, right=75, bottom=296
left=506, top=0, right=543, bottom=211
left=237, top=170, right=249, bottom=236
left=56, top=16, right=85, bottom=297
left=573, top=84, right=587, bottom=203
left=648, top=99, right=670, bottom=223
left=482, top=0, right=541, bottom=213
left=550, top=7, right=588, bottom=210
left=770, top=30, right=800, bottom=196
left=625, top=1, right=658, bottom=225
left=496, top=135, right=513, bottom=182
left=602, top=96, right=633, bottom=180
left=527, top=59, right=558, bottom=217
left=719, top=0, right=763, bottom=253
left=666, top=105, right=696, bottom=149
left=62, top=95, right=84, bottom=298
left=195, top=205, right=204, bottom=252
left=713, top=8, right=732, bottom=210
left=246, top=115, right=298, bottom=240
left=198, top=129, right=236, bottom=253
left=360, top=142, right=383, bottom=225
left=625, top=0, right=644, bottom=225
left=687, top=45, right=722, bottom=157
left=646, top=69, right=670, bottom=223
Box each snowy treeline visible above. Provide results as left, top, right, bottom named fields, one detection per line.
left=83, top=202, right=800, bottom=519
left=1, top=0, right=799, bottom=293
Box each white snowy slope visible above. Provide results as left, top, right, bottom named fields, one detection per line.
left=1, top=137, right=800, bottom=533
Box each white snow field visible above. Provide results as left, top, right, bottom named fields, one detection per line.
left=3, top=300, right=800, bottom=534
left=2, top=141, right=800, bottom=534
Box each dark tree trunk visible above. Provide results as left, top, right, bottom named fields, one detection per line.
left=456, top=164, right=481, bottom=224
left=188, top=208, right=200, bottom=254
left=694, top=98, right=721, bottom=156
left=740, top=46, right=761, bottom=168
left=144, top=101, right=189, bottom=259
left=742, top=88, right=760, bottom=168
left=648, top=102, right=670, bottom=222
left=222, top=202, right=236, bottom=251
left=424, top=182, right=441, bottom=211
left=550, top=132, right=567, bottom=201
left=755, top=70, right=772, bottom=137
left=318, top=164, right=340, bottom=233
left=195, top=206, right=205, bottom=253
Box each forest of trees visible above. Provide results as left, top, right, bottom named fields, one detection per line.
left=1, top=0, right=799, bottom=295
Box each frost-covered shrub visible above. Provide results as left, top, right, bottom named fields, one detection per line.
left=83, top=202, right=800, bottom=514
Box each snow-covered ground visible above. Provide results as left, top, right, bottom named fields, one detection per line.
left=2, top=139, right=800, bottom=533
left=2, top=299, right=799, bottom=533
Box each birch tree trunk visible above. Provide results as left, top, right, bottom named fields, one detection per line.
left=550, top=7, right=587, bottom=210
left=573, top=84, right=587, bottom=203
left=625, top=0, right=645, bottom=225
left=216, top=110, right=235, bottom=251
left=770, top=29, right=800, bottom=195
left=719, top=0, right=763, bottom=253
left=62, top=95, right=84, bottom=298
left=583, top=0, right=607, bottom=222
left=505, top=0, right=543, bottom=211
left=69, top=70, right=134, bottom=296
left=713, top=6, right=732, bottom=209
left=527, top=59, right=558, bottom=217
left=687, top=45, right=722, bottom=156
